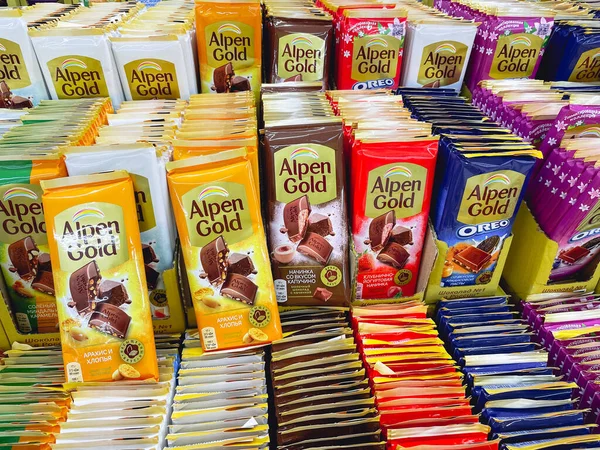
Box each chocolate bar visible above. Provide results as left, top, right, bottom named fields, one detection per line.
left=98, top=280, right=130, bottom=307
left=221, top=273, right=258, bottom=305
left=144, top=264, right=160, bottom=290
left=200, top=236, right=229, bottom=285
left=32, top=271, right=54, bottom=296
left=142, top=244, right=159, bottom=265
left=10, top=96, right=33, bottom=110
left=213, top=62, right=234, bottom=93
left=297, top=232, right=333, bottom=265
left=37, top=253, right=52, bottom=273
left=377, top=242, right=409, bottom=269
left=477, top=235, right=500, bottom=254
left=307, top=213, right=333, bottom=237
left=231, top=76, right=250, bottom=92
left=228, top=253, right=255, bottom=277
left=369, top=211, right=395, bottom=252
left=8, top=236, right=39, bottom=280
left=453, top=246, right=491, bottom=273
left=559, top=246, right=591, bottom=264
left=389, top=225, right=412, bottom=246
left=88, top=302, right=131, bottom=339
left=313, top=287, right=332, bottom=302
left=0, top=81, right=10, bottom=100
left=69, top=261, right=101, bottom=314
left=284, top=195, right=311, bottom=243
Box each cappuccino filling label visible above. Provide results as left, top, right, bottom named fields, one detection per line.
left=42, top=172, right=158, bottom=383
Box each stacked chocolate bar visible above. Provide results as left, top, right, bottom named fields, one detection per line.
left=167, top=330, right=269, bottom=449
left=270, top=307, right=381, bottom=449
left=401, top=90, right=538, bottom=290
left=51, top=334, right=179, bottom=450
left=522, top=292, right=600, bottom=423
left=352, top=302, right=488, bottom=450
left=438, top=296, right=600, bottom=449
left=0, top=98, right=112, bottom=151
left=0, top=343, right=67, bottom=446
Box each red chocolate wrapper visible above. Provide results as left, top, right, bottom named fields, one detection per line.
left=351, top=138, right=438, bottom=299
left=335, top=11, right=406, bottom=90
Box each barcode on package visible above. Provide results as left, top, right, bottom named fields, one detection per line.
left=201, top=327, right=218, bottom=350
left=275, top=279, right=287, bottom=303
left=66, top=362, right=83, bottom=383
left=356, top=283, right=363, bottom=300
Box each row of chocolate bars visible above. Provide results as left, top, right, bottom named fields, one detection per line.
left=472, top=80, right=600, bottom=284
left=0, top=334, right=180, bottom=449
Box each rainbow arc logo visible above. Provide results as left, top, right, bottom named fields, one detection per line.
left=384, top=166, right=412, bottom=178
left=3, top=187, right=37, bottom=202
left=72, top=207, right=104, bottom=222
left=198, top=186, right=230, bottom=201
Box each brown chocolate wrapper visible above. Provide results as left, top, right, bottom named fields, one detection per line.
left=264, top=119, right=348, bottom=306
left=265, top=14, right=333, bottom=89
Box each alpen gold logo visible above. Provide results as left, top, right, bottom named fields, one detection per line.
left=417, top=41, right=467, bottom=87
left=569, top=48, right=600, bottom=82
left=351, top=34, right=400, bottom=83
left=124, top=58, right=180, bottom=100
left=206, top=21, right=255, bottom=69
left=490, top=33, right=543, bottom=79
left=278, top=33, right=325, bottom=81
left=183, top=182, right=252, bottom=247
left=458, top=170, right=525, bottom=230
left=0, top=38, right=31, bottom=89
left=48, top=55, right=109, bottom=98
left=55, top=202, right=127, bottom=272
left=366, top=163, right=426, bottom=219
left=0, top=184, right=46, bottom=244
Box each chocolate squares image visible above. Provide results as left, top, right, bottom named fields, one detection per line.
left=377, top=242, right=409, bottom=269
left=228, top=253, right=255, bottom=277
left=32, top=270, right=54, bottom=296
left=231, top=76, right=251, bottom=92
left=142, top=244, right=159, bottom=265
left=453, top=246, right=491, bottom=273
left=200, top=236, right=229, bottom=285
left=144, top=264, right=160, bottom=290
left=559, top=246, right=591, bottom=264
left=37, top=253, right=52, bottom=272
left=369, top=211, right=395, bottom=252
left=298, top=232, right=333, bottom=265
left=389, top=226, right=413, bottom=246
left=98, top=280, right=130, bottom=307
left=9, top=236, right=39, bottom=281
left=284, top=195, right=311, bottom=243
left=213, top=62, right=234, bottom=93
left=313, top=287, right=332, bottom=302
left=88, top=302, right=131, bottom=339
left=69, top=260, right=101, bottom=314
left=307, top=213, right=333, bottom=237
left=221, top=273, right=258, bottom=305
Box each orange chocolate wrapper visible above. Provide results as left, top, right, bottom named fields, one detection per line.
left=41, top=171, right=158, bottom=383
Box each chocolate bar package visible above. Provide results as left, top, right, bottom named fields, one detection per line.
left=0, top=156, right=66, bottom=334
left=41, top=171, right=158, bottom=382
left=264, top=9, right=333, bottom=89
left=64, top=144, right=176, bottom=323
left=430, top=136, right=538, bottom=287
left=167, top=151, right=282, bottom=351
left=264, top=113, right=349, bottom=306
left=195, top=0, right=261, bottom=99
left=0, top=10, right=49, bottom=108
left=351, top=137, right=439, bottom=299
